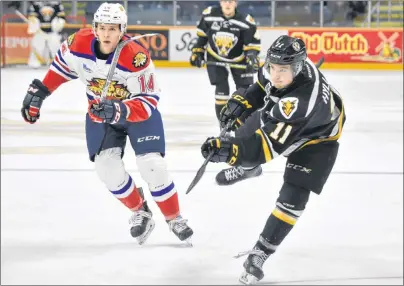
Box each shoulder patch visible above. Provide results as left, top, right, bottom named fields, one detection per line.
left=67, top=32, right=75, bottom=46
left=202, top=6, right=212, bottom=15
left=246, top=14, right=256, bottom=25
left=279, top=97, right=299, bottom=119
left=254, top=30, right=260, bottom=40
left=133, top=52, right=148, bottom=68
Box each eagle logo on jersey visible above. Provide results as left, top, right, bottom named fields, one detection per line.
left=133, top=52, right=147, bottom=68
left=87, top=78, right=130, bottom=99
left=279, top=97, right=299, bottom=119
left=67, top=33, right=75, bottom=47
left=213, top=32, right=238, bottom=57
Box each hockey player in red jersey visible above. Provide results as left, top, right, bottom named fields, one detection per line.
left=20, top=2, right=193, bottom=245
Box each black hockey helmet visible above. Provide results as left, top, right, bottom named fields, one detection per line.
left=264, top=35, right=307, bottom=77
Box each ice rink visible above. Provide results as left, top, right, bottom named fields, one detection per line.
left=1, top=67, right=403, bottom=285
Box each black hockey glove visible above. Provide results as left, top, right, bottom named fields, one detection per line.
left=21, top=79, right=50, bottom=124
left=245, top=51, right=260, bottom=73
left=201, top=136, right=242, bottom=165
left=190, top=47, right=205, bottom=68
left=219, top=89, right=253, bottom=131
left=88, top=99, right=128, bottom=124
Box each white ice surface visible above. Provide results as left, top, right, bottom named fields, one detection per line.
left=1, top=67, right=403, bottom=285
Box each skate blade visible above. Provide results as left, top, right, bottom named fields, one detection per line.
left=136, top=220, right=155, bottom=245
left=239, top=271, right=258, bottom=285
left=184, top=236, right=193, bottom=247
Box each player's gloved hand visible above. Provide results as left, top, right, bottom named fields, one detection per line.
left=190, top=47, right=205, bottom=68
left=219, top=88, right=253, bottom=131
left=201, top=136, right=242, bottom=165
left=245, top=51, right=260, bottom=73
left=21, top=79, right=50, bottom=124
left=88, top=98, right=128, bottom=124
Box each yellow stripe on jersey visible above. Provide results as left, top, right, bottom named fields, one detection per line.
left=272, top=208, right=297, bottom=225
left=243, top=46, right=261, bottom=52
left=215, top=100, right=227, bottom=105
left=299, top=102, right=345, bottom=149
left=257, top=80, right=266, bottom=91
left=255, top=129, right=273, bottom=162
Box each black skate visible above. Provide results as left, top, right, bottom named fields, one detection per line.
left=235, top=248, right=269, bottom=285
left=216, top=165, right=262, bottom=186
left=167, top=215, right=193, bottom=244
left=129, top=200, right=155, bottom=245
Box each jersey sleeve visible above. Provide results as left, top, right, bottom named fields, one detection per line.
left=194, top=7, right=211, bottom=49
left=124, top=54, right=161, bottom=123
left=242, top=15, right=261, bottom=53
left=42, top=38, right=79, bottom=93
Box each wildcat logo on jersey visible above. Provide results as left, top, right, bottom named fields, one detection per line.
left=87, top=78, right=130, bottom=99
left=133, top=52, right=147, bottom=68
left=279, top=97, right=299, bottom=119
left=213, top=32, right=238, bottom=57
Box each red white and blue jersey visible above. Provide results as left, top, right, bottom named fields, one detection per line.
left=42, top=28, right=160, bottom=122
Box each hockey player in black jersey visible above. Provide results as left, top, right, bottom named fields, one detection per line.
left=190, top=0, right=261, bottom=125
left=201, top=35, right=346, bottom=284
left=27, top=1, right=66, bottom=68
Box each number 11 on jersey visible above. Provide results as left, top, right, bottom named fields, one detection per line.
left=270, top=122, right=292, bottom=144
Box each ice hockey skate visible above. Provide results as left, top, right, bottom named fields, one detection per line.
left=129, top=199, right=155, bottom=245
left=235, top=248, right=269, bottom=285
left=167, top=215, right=194, bottom=245
left=216, top=165, right=262, bottom=186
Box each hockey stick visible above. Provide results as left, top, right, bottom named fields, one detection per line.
left=100, top=33, right=160, bottom=100
left=205, top=61, right=248, bottom=70
left=186, top=56, right=326, bottom=195
left=186, top=119, right=237, bottom=194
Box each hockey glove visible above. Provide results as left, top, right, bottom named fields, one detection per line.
left=88, top=98, right=128, bottom=124
left=21, top=79, right=50, bottom=124
left=245, top=51, right=260, bottom=74
left=201, top=136, right=242, bottom=165
left=219, top=89, right=253, bottom=131
left=190, top=47, right=205, bottom=68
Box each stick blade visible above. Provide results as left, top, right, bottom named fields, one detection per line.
left=186, top=163, right=208, bottom=194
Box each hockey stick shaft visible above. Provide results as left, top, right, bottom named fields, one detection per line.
left=186, top=119, right=236, bottom=194
left=100, top=33, right=160, bottom=100
left=205, top=61, right=247, bottom=70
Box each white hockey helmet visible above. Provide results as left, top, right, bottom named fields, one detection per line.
left=92, top=2, right=128, bottom=36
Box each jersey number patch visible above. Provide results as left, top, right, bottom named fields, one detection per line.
left=270, top=122, right=292, bottom=144
left=138, top=73, right=155, bottom=93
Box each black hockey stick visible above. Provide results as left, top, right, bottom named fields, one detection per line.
left=186, top=56, right=325, bottom=195
left=186, top=119, right=237, bottom=194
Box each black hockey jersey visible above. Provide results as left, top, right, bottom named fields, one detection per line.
left=28, top=1, right=65, bottom=33
left=236, top=59, right=346, bottom=167
left=194, top=6, right=261, bottom=63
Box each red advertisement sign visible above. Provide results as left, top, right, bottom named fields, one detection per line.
left=289, top=28, right=403, bottom=64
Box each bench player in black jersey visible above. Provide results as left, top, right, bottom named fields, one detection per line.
left=190, top=0, right=261, bottom=126
left=201, top=35, right=346, bottom=284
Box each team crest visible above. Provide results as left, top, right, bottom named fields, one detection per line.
left=213, top=32, right=238, bottom=57
left=279, top=97, right=299, bottom=119
left=133, top=52, right=147, bottom=68
left=246, top=15, right=256, bottom=25
left=292, top=41, right=300, bottom=51
left=87, top=78, right=130, bottom=99
left=67, top=33, right=75, bottom=47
